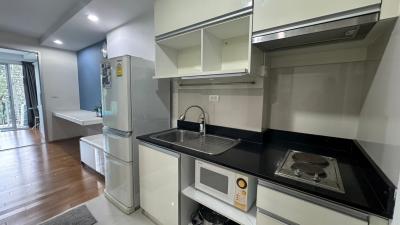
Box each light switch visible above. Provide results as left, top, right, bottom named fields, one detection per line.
left=209, top=95, right=219, bottom=102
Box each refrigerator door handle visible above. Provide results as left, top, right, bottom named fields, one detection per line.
left=103, top=126, right=132, bottom=138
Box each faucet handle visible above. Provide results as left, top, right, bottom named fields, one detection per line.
left=199, top=116, right=206, bottom=135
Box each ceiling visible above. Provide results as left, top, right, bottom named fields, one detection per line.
left=0, top=0, right=154, bottom=51
left=0, top=0, right=88, bottom=38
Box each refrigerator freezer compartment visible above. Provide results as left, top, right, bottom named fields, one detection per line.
left=104, top=128, right=133, bottom=162
left=105, top=153, right=134, bottom=208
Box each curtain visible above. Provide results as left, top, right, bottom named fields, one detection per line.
left=22, top=62, right=38, bottom=128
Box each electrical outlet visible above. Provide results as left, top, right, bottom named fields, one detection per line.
left=209, top=95, right=219, bottom=102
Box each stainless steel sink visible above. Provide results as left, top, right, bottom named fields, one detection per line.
left=150, top=129, right=240, bottom=155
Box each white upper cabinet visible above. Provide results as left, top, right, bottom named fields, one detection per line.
left=381, top=0, right=400, bottom=19
left=155, top=0, right=252, bottom=36
left=202, top=16, right=252, bottom=74
left=155, top=30, right=202, bottom=78
left=253, top=0, right=382, bottom=33
left=154, top=15, right=265, bottom=79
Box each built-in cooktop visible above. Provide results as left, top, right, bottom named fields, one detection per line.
left=275, top=150, right=345, bottom=193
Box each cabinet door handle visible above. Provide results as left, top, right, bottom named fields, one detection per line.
left=258, top=208, right=300, bottom=225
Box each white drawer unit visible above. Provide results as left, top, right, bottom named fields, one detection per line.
left=253, top=0, right=381, bottom=33
left=257, top=210, right=292, bottom=225
left=155, top=0, right=252, bottom=36
left=256, top=184, right=368, bottom=225
left=80, top=134, right=105, bottom=175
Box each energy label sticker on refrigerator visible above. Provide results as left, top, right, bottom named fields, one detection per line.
left=116, top=63, right=123, bottom=77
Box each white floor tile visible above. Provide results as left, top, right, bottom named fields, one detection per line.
left=44, top=195, right=155, bottom=225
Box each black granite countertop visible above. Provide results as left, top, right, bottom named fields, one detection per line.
left=137, top=121, right=395, bottom=219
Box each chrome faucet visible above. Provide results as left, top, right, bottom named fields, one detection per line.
left=178, top=105, right=206, bottom=136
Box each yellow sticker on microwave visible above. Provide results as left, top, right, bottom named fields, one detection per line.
left=116, top=63, right=123, bottom=77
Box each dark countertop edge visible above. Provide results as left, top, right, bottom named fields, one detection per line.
left=352, top=140, right=396, bottom=215
left=137, top=124, right=396, bottom=219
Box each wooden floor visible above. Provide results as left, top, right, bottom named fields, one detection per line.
left=0, top=129, right=43, bottom=151
left=0, top=138, right=105, bottom=225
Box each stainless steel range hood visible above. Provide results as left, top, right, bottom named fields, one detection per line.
left=252, top=13, right=379, bottom=51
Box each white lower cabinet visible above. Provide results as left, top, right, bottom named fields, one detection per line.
left=256, top=184, right=368, bottom=225
left=80, top=135, right=105, bottom=175
left=80, top=140, right=96, bottom=168
left=139, top=143, right=180, bottom=225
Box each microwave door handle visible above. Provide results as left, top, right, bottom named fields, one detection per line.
left=257, top=208, right=300, bottom=225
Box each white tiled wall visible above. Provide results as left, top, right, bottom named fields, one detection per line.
left=176, top=87, right=265, bottom=132
left=173, top=76, right=269, bottom=131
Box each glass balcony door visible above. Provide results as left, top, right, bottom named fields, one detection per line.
left=0, top=63, right=27, bottom=131
left=0, top=64, right=13, bottom=130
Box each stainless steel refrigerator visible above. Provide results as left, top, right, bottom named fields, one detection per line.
left=101, top=55, right=170, bottom=214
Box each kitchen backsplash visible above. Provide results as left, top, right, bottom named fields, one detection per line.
left=172, top=79, right=269, bottom=132
left=173, top=60, right=373, bottom=139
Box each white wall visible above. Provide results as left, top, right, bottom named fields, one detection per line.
left=263, top=44, right=371, bottom=139
left=106, top=10, right=155, bottom=60
left=269, top=61, right=369, bottom=139
left=0, top=31, right=81, bottom=141
left=357, top=21, right=400, bottom=185
left=355, top=19, right=400, bottom=224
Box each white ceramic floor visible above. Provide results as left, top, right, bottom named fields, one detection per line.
left=43, top=195, right=155, bottom=225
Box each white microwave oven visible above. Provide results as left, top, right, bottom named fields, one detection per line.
left=195, top=160, right=256, bottom=211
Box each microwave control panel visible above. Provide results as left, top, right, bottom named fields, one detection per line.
left=234, top=175, right=249, bottom=211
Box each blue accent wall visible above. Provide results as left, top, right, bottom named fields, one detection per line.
left=77, top=41, right=104, bottom=111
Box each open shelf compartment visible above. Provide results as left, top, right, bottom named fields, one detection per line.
left=182, top=185, right=257, bottom=225
left=155, top=15, right=259, bottom=79
left=202, top=15, right=251, bottom=74
left=155, top=30, right=202, bottom=78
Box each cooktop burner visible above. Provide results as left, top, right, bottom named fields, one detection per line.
left=275, top=150, right=345, bottom=193
left=291, top=163, right=327, bottom=178
left=292, top=152, right=329, bottom=166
